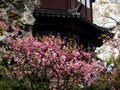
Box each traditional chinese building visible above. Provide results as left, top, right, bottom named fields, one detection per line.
left=32, top=0, right=113, bottom=47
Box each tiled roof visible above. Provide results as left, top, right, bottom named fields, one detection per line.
left=33, top=9, right=113, bottom=35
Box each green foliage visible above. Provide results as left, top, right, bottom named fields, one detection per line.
left=16, top=20, right=25, bottom=29
left=13, top=1, right=24, bottom=10
left=0, top=69, right=48, bottom=90
left=86, top=60, right=120, bottom=90
left=0, top=1, right=6, bottom=8
left=6, top=11, right=25, bottom=30
left=0, top=26, right=4, bottom=36
left=6, top=11, right=20, bottom=20
left=98, top=34, right=107, bottom=40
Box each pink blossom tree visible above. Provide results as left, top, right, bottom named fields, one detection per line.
left=3, top=36, right=105, bottom=89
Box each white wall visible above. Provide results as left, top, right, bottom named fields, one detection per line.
left=87, top=0, right=90, bottom=8
left=77, top=0, right=91, bottom=9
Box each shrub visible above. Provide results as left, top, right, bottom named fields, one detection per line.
left=1, top=36, right=105, bottom=89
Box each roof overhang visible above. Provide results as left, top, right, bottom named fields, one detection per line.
left=33, top=9, right=112, bottom=35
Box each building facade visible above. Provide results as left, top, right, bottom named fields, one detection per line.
left=40, top=0, right=95, bottom=21
left=32, top=0, right=112, bottom=47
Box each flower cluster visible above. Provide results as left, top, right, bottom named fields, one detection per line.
left=0, top=16, right=9, bottom=36
left=0, top=21, right=8, bottom=32
left=0, top=10, right=8, bottom=34
left=95, top=38, right=120, bottom=61
left=5, top=36, right=104, bottom=89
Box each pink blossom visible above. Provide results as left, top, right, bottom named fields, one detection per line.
left=72, top=50, right=80, bottom=57
left=60, top=55, right=66, bottom=61
left=5, top=36, right=105, bottom=89
left=82, top=52, right=91, bottom=59
left=3, top=54, right=8, bottom=58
